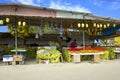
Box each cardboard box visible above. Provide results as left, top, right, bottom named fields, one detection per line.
left=13, top=55, right=24, bottom=61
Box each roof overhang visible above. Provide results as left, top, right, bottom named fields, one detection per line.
left=0, top=3, right=120, bottom=39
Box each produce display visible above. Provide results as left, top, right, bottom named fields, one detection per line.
left=63, top=46, right=106, bottom=62
left=36, top=48, right=61, bottom=63
left=68, top=46, right=106, bottom=53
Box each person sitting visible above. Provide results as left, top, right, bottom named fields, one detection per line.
left=70, top=39, right=77, bottom=48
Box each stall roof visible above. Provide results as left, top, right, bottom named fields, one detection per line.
left=0, top=3, right=120, bottom=39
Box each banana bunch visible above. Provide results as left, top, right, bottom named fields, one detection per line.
left=63, top=50, right=72, bottom=62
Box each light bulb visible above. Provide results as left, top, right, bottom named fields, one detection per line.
left=100, top=24, right=102, bottom=28
left=97, top=24, right=100, bottom=28
left=104, top=24, right=106, bottom=28
left=23, top=21, right=26, bottom=26
left=78, top=23, right=80, bottom=27
left=0, top=20, right=3, bottom=25
left=18, top=21, right=21, bottom=26
left=93, top=23, right=96, bottom=27
left=107, top=23, right=110, bottom=27
left=86, top=23, right=88, bottom=28
left=113, top=24, right=116, bottom=27
left=6, top=18, right=10, bottom=23
left=82, top=23, right=84, bottom=28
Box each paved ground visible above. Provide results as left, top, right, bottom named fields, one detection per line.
left=0, top=59, right=120, bottom=80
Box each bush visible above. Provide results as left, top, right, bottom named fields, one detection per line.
left=100, top=47, right=115, bottom=60
left=3, top=46, right=14, bottom=55
left=26, top=47, right=37, bottom=59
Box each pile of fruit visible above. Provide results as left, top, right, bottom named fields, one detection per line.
left=68, top=46, right=105, bottom=54
left=36, top=48, right=61, bottom=63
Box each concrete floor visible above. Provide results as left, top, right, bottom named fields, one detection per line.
left=0, top=59, right=120, bottom=80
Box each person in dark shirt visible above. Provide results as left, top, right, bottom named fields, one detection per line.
left=70, top=39, right=77, bottom=48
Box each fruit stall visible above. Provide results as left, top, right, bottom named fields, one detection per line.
left=36, top=47, right=63, bottom=64
left=63, top=46, right=115, bottom=63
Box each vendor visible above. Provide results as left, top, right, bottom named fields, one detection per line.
left=70, top=39, right=77, bottom=48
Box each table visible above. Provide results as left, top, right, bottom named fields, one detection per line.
left=70, top=52, right=104, bottom=63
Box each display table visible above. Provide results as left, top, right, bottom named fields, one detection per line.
left=11, top=50, right=26, bottom=59
left=70, top=52, right=104, bottom=63
left=11, top=50, right=26, bottom=65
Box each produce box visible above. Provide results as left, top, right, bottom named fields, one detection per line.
left=13, top=55, right=24, bottom=61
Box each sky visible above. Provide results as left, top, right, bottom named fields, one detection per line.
left=0, top=0, right=120, bottom=32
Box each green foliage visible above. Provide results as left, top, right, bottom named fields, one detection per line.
left=48, top=41, right=60, bottom=49
left=44, top=22, right=50, bottom=34
left=43, top=22, right=59, bottom=34
left=48, top=48, right=61, bottom=54
left=8, top=24, right=29, bottom=38
left=3, top=46, right=15, bottom=55
left=100, top=47, right=115, bottom=60
left=26, top=47, right=37, bottom=59
left=29, top=26, right=40, bottom=34
left=100, top=51, right=109, bottom=60
left=106, top=47, right=115, bottom=60
left=63, top=50, right=72, bottom=62
left=81, top=55, right=93, bottom=61
left=2, top=47, right=37, bottom=59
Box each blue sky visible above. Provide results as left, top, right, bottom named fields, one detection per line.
left=0, top=0, right=120, bottom=32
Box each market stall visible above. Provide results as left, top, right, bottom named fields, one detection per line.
left=36, top=47, right=63, bottom=64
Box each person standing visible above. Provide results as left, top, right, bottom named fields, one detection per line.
left=70, top=39, right=77, bottom=48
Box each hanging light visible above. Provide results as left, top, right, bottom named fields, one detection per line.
left=113, top=24, right=116, bottom=27
left=97, top=24, right=100, bottom=28
left=0, top=20, right=3, bottom=25
left=100, top=24, right=102, bottom=28
left=93, top=23, right=96, bottom=27
left=86, top=23, right=88, bottom=28
left=78, top=23, right=81, bottom=28
left=104, top=24, right=107, bottom=28
left=23, top=21, right=26, bottom=26
left=82, top=23, right=84, bottom=28
left=18, top=21, right=21, bottom=26
left=6, top=17, right=10, bottom=23
left=107, top=23, right=110, bottom=27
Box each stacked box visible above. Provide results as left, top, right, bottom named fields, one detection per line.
left=13, top=55, right=24, bottom=61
